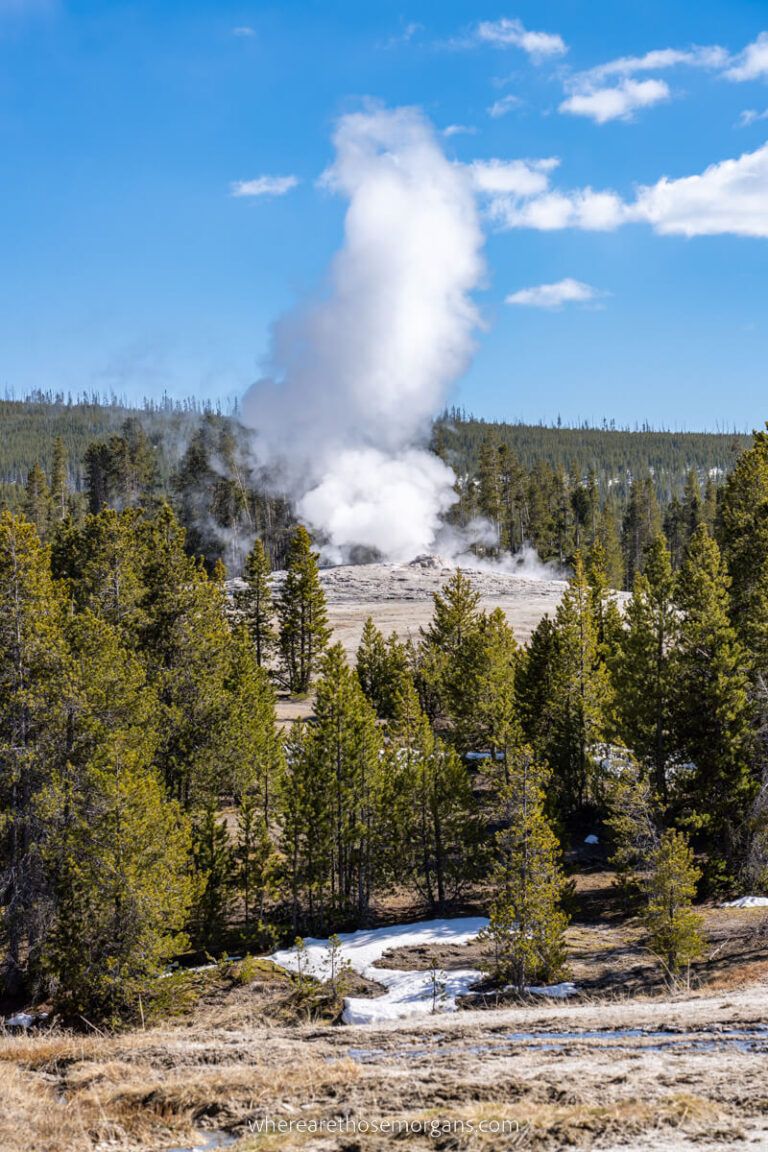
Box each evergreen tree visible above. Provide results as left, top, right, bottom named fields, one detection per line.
left=23, top=463, right=51, bottom=537
left=236, top=538, right=276, bottom=666
left=311, top=644, right=382, bottom=922
left=613, top=536, right=678, bottom=798
left=140, top=510, right=235, bottom=807
left=682, top=468, right=704, bottom=544
left=278, top=526, right=330, bottom=694
left=596, top=494, right=625, bottom=588
left=356, top=617, right=390, bottom=713
left=643, top=829, right=704, bottom=982
left=533, top=553, right=611, bottom=816
left=280, top=720, right=334, bottom=932
left=483, top=747, right=568, bottom=990
left=470, top=608, right=521, bottom=777
left=419, top=569, right=483, bottom=728
left=387, top=678, right=481, bottom=911
left=44, top=743, right=192, bottom=1020
left=717, top=427, right=768, bottom=666
left=236, top=791, right=277, bottom=934
left=672, top=527, right=755, bottom=882
left=477, top=432, right=504, bottom=551
left=191, top=804, right=234, bottom=949
left=52, top=508, right=149, bottom=637
left=49, top=436, right=69, bottom=525
left=223, top=626, right=280, bottom=819
left=0, top=513, right=68, bottom=992
left=516, top=615, right=559, bottom=760
left=41, top=613, right=192, bottom=1018
left=622, top=474, right=662, bottom=589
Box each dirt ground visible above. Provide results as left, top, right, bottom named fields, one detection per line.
left=4, top=979, right=768, bottom=1152
left=3, top=883, right=768, bottom=1152
left=265, top=559, right=572, bottom=723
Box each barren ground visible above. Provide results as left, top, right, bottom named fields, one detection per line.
left=256, top=559, right=571, bottom=724
left=3, top=879, right=768, bottom=1152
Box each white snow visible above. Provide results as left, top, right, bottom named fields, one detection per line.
left=584, top=834, right=599, bottom=845
left=271, top=917, right=487, bottom=1024
left=6, top=1012, right=37, bottom=1029
left=528, top=982, right=578, bottom=999
left=269, top=916, right=579, bottom=1024
left=720, top=895, right=768, bottom=908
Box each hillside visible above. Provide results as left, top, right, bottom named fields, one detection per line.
left=0, top=393, right=753, bottom=498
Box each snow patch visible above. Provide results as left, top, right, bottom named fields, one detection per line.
left=721, top=896, right=768, bottom=909
left=269, top=917, right=579, bottom=1024
left=5, top=1012, right=47, bottom=1029
left=528, top=982, right=578, bottom=999
left=584, top=834, right=599, bottom=845
left=271, top=917, right=487, bottom=1023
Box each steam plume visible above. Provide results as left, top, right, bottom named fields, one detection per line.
left=241, top=105, right=485, bottom=563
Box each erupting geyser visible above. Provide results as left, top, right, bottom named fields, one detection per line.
left=241, top=104, right=485, bottom=563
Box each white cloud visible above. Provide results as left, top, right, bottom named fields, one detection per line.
left=506, top=278, right=604, bottom=309
left=487, top=93, right=522, bottom=118
left=492, top=187, right=627, bottom=231
left=442, top=124, right=477, bottom=137
left=631, top=143, right=768, bottom=237
left=726, top=32, right=768, bottom=81
left=560, top=77, right=670, bottom=123
left=470, top=158, right=559, bottom=198
left=475, top=18, right=567, bottom=61
left=584, top=44, right=727, bottom=83
left=559, top=43, right=728, bottom=126
left=232, top=25, right=255, bottom=37
left=478, top=141, right=768, bottom=240
left=230, top=175, right=299, bottom=198
left=738, top=107, right=768, bottom=126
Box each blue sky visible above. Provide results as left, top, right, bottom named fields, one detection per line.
left=1, top=0, right=767, bottom=429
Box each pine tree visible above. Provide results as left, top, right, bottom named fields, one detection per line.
left=311, top=644, right=382, bottom=922
left=23, top=463, right=51, bottom=537
left=43, top=743, right=193, bottom=1020
left=643, top=829, right=704, bottom=982
left=49, top=436, right=69, bottom=525
left=483, top=747, right=568, bottom=991
left=278, top=526, right=330, bottom=695
left=717, top=427, right=768, bottom=666
left=419, top=569, right=483, bottom=728
left=236, top=538, right=276, bottom=667
left=622, top=474, right=662, bottom=589
left=223, top=625, right=280, bottom=819
left=682, top=469, right=704, bottom=544
left=280, top=720, right=334, bottom=932
left=470, top=608, right=521, bottom=777
left=191, top=803, right=234, bottom=950
left=536, top=553, right=611, bottom=816
left=140, top=509, right=235, bottom=808
left=356, top=617, right=390, bottom=714
left=477, top=432, right=503, bottom=552
left=672, top=527, right=755, bottom=883
left=613, top=536, right=678, bottom=799
left=387, top=678, right=481, bottom=911
left=605, top=760, right=661, bottom=890
left=0, top=512, right=69, bottom=992
left=516, top=614, right=558, bottom=759
left=236, top=792, right=277, bottom=933
left=52, top=508, right=149, bottom=638
left=40, top=613, right=192, bottom=1018
left=596, top=494, right=625, bottom=588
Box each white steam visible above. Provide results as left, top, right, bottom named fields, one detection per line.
left=241, top=105, right=485, bottom=562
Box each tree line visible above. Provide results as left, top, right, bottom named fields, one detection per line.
left=3, top=428, right=768, bottom=1021
left=1, top=394, right=753, bottom=580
